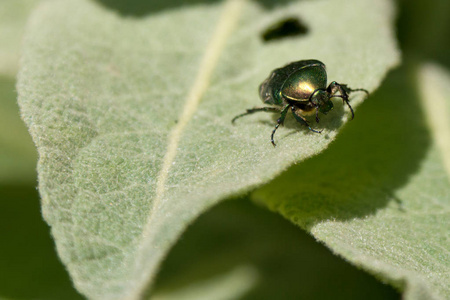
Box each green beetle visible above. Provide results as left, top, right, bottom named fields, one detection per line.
left=232, top=59, right=369, bottom=146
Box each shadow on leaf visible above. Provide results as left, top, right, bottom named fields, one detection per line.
left=152, top=199, right=399, bottom=300
left=0, top=186, right=83, bottom=299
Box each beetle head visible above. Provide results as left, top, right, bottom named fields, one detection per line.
left=311, top=90, right=333, bottom=114
left=319, top=99, right=334, bottom=114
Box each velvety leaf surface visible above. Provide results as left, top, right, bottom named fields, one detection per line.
left=17, top=0, right=399, bottom=298
left=252, top=66, right=450, bottom=300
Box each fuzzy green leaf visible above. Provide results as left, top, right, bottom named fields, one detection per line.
left=17, top=0, right=399, bottom=298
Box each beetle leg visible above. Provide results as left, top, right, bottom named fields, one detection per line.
left=343, top=97, right=355, bottom=120
left=308, top=89, right=322, bottom=123
left=327, top=82, right=369, bottom=120
left=271, top=104, right=290, bottom=147
left=232, top=106, right=280, bottom=124
left=332, top=95, right=355, bottom=120
left=341, top=85, right=369, bottom=120
left=291, top=106, right=322, bottom=134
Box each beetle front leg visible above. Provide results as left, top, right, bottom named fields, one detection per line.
left=327, top=81, right=370, bottom=120
left=270, top=104, right=290, bottom=147
left=315, top=105, right=320, bottom=123
left=343, top=96, right=355, bottom=120
left=308, top=89, right=324, bottom=123
left=330, top=94, right=355, bottom=120
left=327, top=82, right=353, bottom=119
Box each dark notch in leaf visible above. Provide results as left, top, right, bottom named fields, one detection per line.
left=262, top=17, right=308, bottom=42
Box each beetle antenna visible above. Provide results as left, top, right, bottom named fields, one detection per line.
left=349, top=88, right=369, bottom=96
left=232, top=106, right=280, bottom=124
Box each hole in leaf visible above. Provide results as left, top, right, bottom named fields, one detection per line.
left=262, top=17, right=308, bottom=42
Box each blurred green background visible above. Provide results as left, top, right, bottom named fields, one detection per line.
left=1, top=0, right=449, bottom=298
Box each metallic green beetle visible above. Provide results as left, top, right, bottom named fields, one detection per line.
left=232, top=59, right=369, bottom=146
